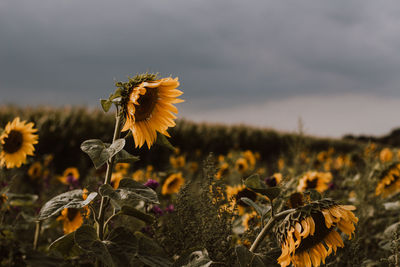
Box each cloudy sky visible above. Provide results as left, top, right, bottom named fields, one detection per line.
left=1, top=0, right=400, bottom=137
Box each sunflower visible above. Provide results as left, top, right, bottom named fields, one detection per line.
left=57, top=190, right=90, bottom=234
left=58, top=167, right=80, bottom=186
left=276, top=199, right=358, bottom=267
left=226, top=184, right=257, bottom=215
left=379, top=148, right=393, bottom=163
left=0, top=117, right=38, bottom=168
left=243, top=150, right=256, bottom=167
left=121, top=76, right=183, bottom=149
left=265, top=173, right=282, bottom=187
left=111, top=171, right=124, bottom=189
left=161, top=172, right=185, bottom=195
left=170, top=155, right=186, bottom=169
left=297, top=171, right=332, bottom=193
left=114, top=163, right=130, bottom=175
left=242, top=211, right=260, bottom=231
left=132, top=169, right=145, bottom=182
left=375, top=163, right=400, bottom=198
left=28, top=162, right=43, bottom=180
left=235, top=158, right=249, bottom=174
left=216, top=162, right=229, bottom=180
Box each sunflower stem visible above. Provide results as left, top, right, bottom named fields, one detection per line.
left=249, top=208, right=295, bottom=253
left=96, top=108, right=123, bottom=241
left=33, top=220, right=41, bottom=250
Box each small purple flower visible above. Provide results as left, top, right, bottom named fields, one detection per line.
left=164, top=204, right=175, bottom=213
left=144, top=179, right=159, bottom=190
left=151, top=205, right=164, bottom=216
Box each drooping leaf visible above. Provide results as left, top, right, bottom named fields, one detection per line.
left=114, top=148, right=140, bottom=164
left=244, top=174, right=281, bottom=200
left=117, top=178, right=159, bottom=204
left=80, top=139, right=126, bottom=169
left=38, top=190, right=97, bottom=220
left=101, top=99, right=112, bottom=112
left=99, top=184, right=119, bottom=199
left=135, top=231, right=172, bottom=267
left=74, top=225, right=98, bottom=250
left=90, top=241, right=116, bottom=267
left=155, top=132, right=175, bottom=151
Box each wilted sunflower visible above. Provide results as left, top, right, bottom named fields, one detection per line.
left=161, top=172, right=185, bottom=195
left=297, top=171, right=332, bottom=193
left=276, top=199, right=358, bottom=267
left=0, top=117, right=38, bottom=168
left=121, top=75, right=183, bottom=149
left=375, top=163, right=400, bottom=198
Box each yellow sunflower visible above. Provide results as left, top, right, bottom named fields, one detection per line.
left=276, top=199, right=358, bottom=267
left=379, top=148, right=393, bottom=163
left=235, top=158, right=249, bottom=174
left=111, top=172, right=124, bottom=189
left=132, top=169, right=145, bottom=182
left=375, top=163, right=400, bottom=198
left=0, top=117, right=38, bottom=168
left=226, top=184, right=257, bottom=215
left=121, top=76, right=184, bottom=149
left=265, top=173, right=282, bottom=187
left=243, top=150, right=256, bottom=167
left=215, top=162, right=230, bottom=180
left=114, top=163, right=130, bottom=175
left=28, top=161, right=43, bottom=180
left=297, top=171, right=332, bottom=193
left=242, top=211, right=260, bottom=231
left=161, top=172, right=185, bottom=195
left=56, top=190, right=90, bottom=234
left=58, top=167, right=80, bottom=185
left=170, top=155, right=186, bottom=169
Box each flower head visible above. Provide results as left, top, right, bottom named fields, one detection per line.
left=121, top=75, right=183, bottom=149
left=0, top=117, right=38, bottom=168
left=161, top=172, right=185, bottom=195
left=265, top=173, right=282, bottom=187
left=235, top=158, right=249, bottom=174
left=226, top=184, right=257, bottom=215
left=375, top=163, right=400, bottom=198
left=57, top=190, right=90, bottom=234
left=28, top=162, right=43, bottom=180
left=297, top=171, right=332, bottom=193
left=58, top=167, right=80, bottom=188
left=276, top=199, right=358, bottom=267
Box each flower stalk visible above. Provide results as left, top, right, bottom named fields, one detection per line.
left=249, top=208, right=295, bottom=253
left=96, top=108, right=123, bottom=240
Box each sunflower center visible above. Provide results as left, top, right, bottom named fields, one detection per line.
left=167, top=179, right=179, bottom=189
left=67, top=208, right=79, bottom=221
left=134, top=88, right=159, bottom=122
left=3, top=130, right=23, bottom=154
left=305, top=178, right=318, bottom=189
left=296, top=212, right=332, bottom=253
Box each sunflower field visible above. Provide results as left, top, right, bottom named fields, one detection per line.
left=0, top=74, right=399, bottom=267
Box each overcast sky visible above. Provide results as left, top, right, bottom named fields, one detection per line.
left=1, top=0, right=400, bottom=137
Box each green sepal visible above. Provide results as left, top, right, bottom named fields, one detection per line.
left=38, top=190, right=97, bottom=220
left=244, top=174, right=281, bottom=200
left=156, top=132, right=175, bottom=151
left=80, top=139, right=125, bottom=169
left=101, top=99, right=112, bottom=112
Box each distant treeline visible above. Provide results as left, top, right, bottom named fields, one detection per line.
left=0, top=106, right=363, bottom=173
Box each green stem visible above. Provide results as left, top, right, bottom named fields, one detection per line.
left=96, top=109, right=123, bottom=240
left=33, top=221, right=41, bottom=250
left=249, top=208, right=295, bottom=253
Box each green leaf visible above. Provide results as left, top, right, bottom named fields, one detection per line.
left=81, top=139, right=126, bottom=169
left=181, top=249, right=213, bottom=267
left=7, top=193, right=38, bottom=206
left=49, top=232, right=82, bottom=257
left=121, top=206, right=155, bottom=224
left=101, top=99, right=112, bottom=112
left=114, top=149, right=140, bottom=164
left=107, top=227, right=138, bottom=253
left=90, top=241, right=116, bottom=267
left=74, top=225, right=98, bottom=250
left=117, top=178, right=159, bottom=204
left=235, top=245, right=265, bottom=267
left=244, top=174, right=281, bottom=200
left=240, top=197, right=271, bottom=218
left=99, top=184, right=119, bottom=199
left=135, top=232, right=172, bottom=267
left=155, top=132, right=175, bottom=151
left=38, top=190, right=97, bottom=220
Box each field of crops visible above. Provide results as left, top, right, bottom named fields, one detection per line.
left=1, top=77, right=399, bottom=267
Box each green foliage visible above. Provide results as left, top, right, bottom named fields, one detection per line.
left=80, top=138, right=125, bottom=169
left=38, top=189, right=97, bottom=220
left=244, top=174, right=281, bottom=200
